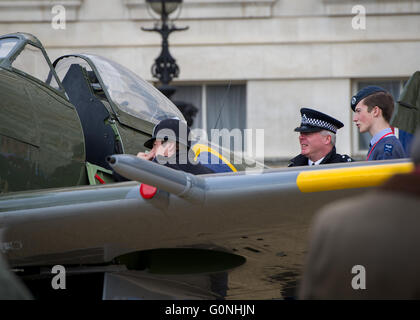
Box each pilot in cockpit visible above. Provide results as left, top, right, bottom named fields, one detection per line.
left=137, top=118, right=214, bottom=175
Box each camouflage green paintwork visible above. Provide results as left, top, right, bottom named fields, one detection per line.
left=0, top=34, right=86, bottom=193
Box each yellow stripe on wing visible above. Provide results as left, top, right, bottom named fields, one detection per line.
left=296, top=162, right=414, bottom=192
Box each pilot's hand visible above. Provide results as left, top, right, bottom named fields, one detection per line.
left=137, top=150, right=155, bottom=161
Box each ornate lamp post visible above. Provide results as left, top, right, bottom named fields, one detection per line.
left=142, top=0, right=188, bottom=98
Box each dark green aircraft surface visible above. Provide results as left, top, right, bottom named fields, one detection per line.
left=0, top=32, right=190, bottom=193
left=0, top=33, right=414, bottom=299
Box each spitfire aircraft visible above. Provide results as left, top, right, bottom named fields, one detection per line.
left=0, top=32, right=414, bottom=299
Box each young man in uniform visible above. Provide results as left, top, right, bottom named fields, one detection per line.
left=288, top=108, right=353, bottom=167
left=351, top=86, right=407, bottom=161
left=138, top=118, right=214, bottom=175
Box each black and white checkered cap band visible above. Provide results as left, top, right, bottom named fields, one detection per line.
left=301, top=114, right=338, bottom=133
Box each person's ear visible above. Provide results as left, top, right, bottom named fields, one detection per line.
left=373, top=106, right=381, bottom=117
left=163, top=143, right=169, bottom=157
left=324, top=134, right=331, bottom=145
left=166, top=141, right=177, bottom=157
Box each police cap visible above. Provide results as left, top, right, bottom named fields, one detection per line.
left=294, top=108, right=344, bottom=134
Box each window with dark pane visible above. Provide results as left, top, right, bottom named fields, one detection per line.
left=206, top=84, right=246, bottom=152
left=171, top=85, right=203, bottom=129
left=173, top=84, right=247, bottom=152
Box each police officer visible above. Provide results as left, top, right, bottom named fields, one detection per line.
left=288, top=108, right=353, bottom=167
left=351, top=86, right=406, bottom=161
left=138, top=118, right=214, bottom=175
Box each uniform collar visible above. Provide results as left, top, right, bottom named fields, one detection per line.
left=370, top=128, right=393, bottom=146
left=308, top=157, right=325, bottom=166
left=290, top=147, right=336, bottom=166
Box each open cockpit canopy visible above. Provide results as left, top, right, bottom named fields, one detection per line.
left=0, top=32, right=185, bottom=131
left=53, top=54, right=184, bottom=128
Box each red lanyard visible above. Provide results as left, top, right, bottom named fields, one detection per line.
left=366, top=132, right=393, bottom=160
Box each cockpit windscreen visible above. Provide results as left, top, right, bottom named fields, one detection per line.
left=85, top=54, right=184, bottom=124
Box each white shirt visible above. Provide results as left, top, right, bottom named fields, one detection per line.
left=308, top=157, right=325, bottom=166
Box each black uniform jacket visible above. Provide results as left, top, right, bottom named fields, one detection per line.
left=288, top=147, right=354, bottom=167
left=155, top=151, right=214, bottom=175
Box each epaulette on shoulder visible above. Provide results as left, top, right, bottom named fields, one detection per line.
left=342, top=155, right=354, bottom=162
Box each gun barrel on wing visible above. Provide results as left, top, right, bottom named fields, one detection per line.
left=107, top=154, right=206, bottom=203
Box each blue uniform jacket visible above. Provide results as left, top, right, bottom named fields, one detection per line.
left=367, top=135, right=407, bottom=160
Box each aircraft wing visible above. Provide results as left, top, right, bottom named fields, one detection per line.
left=0, top=156, right=413, bottom=299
